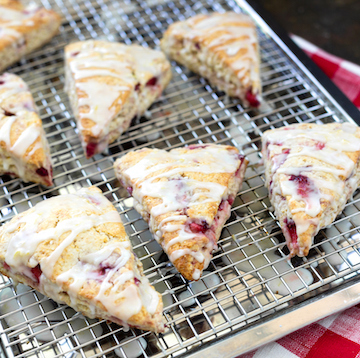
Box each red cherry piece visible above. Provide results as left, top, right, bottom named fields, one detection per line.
left=245, top=89, right=260, bottom=107
left=31, top=264, right=42, bottom=283
left=36, top=167, right=49, bottom=177
left=315, top=142, right=325, bottom=150
left=127, top=186, right=133, bottom=195
left=3, top=262, right=10, bottom=271
left=237, top=154, right=245, bottom=161
left=86, top=143, right=97, bottom=158
left=189, top=221, right=208, bottom=234
left=289, top=174, right=310, bottom=197
left=285, top=219, right=298, bottom=245
left=98, top=262, right=114, bottom=276
left=146, top=77, right=157, bottom=86
left=135, top=83, right=140, bottom=91
left=3, top=110, right=15, bottom=116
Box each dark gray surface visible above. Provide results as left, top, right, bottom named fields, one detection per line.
left=253, top=0, right=360, bottom=64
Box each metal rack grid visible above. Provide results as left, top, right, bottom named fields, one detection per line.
left=0, top=0, right=360, bottom=357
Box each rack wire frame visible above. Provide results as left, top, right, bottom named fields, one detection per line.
left=0, top=0, right=360, bottom=357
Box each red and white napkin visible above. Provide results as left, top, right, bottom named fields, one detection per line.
left=239, top=303, right=360, bottom=358
left=291, top=35, right=360, bottom=109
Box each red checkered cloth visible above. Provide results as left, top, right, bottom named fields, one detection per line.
left=290, top=35, right=360, bottom=109
left=239, top=304, right=360, bottom=358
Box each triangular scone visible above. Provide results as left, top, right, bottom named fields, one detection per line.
left=262, top=123, right=360, bottom=257
left=0, top=73, right=53, bottom=186
left=160, top=12, right=261, bottom=107
left=64, top=40, right=172, bottom=158
left=0, top=186, right=164, bottom=333
left=0, top=0, right=61, bottom=72
left=114, top=144, right=248, bottom=281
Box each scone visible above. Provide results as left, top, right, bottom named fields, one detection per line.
left=0, top=73, right=53, bottom=186
left=0, top=186, right=164, bottom=333
left=262, top=122, right=360, bottom=257
left=114, top=144, right=248, bottom=281
left=64, top=40, right=172, bottom=158
left=0, top=0, right=61, bottom=72
left=161, top=12, right=261, bottom=107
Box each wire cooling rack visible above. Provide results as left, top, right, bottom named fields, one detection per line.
left=1, top=0, right=360, bottom=357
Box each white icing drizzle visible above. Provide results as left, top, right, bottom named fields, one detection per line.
left=0, top=112, right=42, bottom=177
left=4, top=188, right=160, bottom=326
left=76, top=81, right=131, bottom=137
left=0, top=73, right=36, bottom=113
left=175, top=12, right=259, bottom=84
left=0, top=27, right=22, bottom=39
left=266, top=125, right=360, bottom=152
left=170, top=249, right=205, bottom=263
left=66, top=41, right=168, bottom=142
left=11, top=124, right=39, bottom=157
left=66, top=42, right=137, bottom=138
left=192, top=269, right=201, bottom=280
left=0, top=5, right=39, bottom=40
left=123, top=145, right=241, bottom=266
left=264, top=123, right=360, bottom=248
left=0, top=73, right=40, bottom=177
left=41, top=211, right=121, bottom=277
left=4, top=197, right=121, bottom=276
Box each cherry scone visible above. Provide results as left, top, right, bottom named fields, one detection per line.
left=65, top=40, right=172, bottom=158
left=0, top=0, right=61, bottom=72
left=114, top=144, right=248, bottom=281
left=0, top=73, right=53, bottom=186
left=0, top=186, right=164, bottom=333
left=262, top=122, right=360, bottom=257
left=160, top=11, right=261, bottom=107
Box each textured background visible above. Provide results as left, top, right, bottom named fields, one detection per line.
left=253, top=0, right=360, bottom=64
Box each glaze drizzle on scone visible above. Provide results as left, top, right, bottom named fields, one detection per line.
left=65, top=40, right=172, bottom=158
left=161, top=12, right=261, bottom=107
left=0, top=73, right=53, bottom=186
left=0, top=72, right=37, bottom=113
left=114, top=144, right=248, bottom=280
left=0, top=0, right=61, bottom=72
left=0, top=186, right=164, bottom=333
left=262, top=123, right=360, bottom=256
